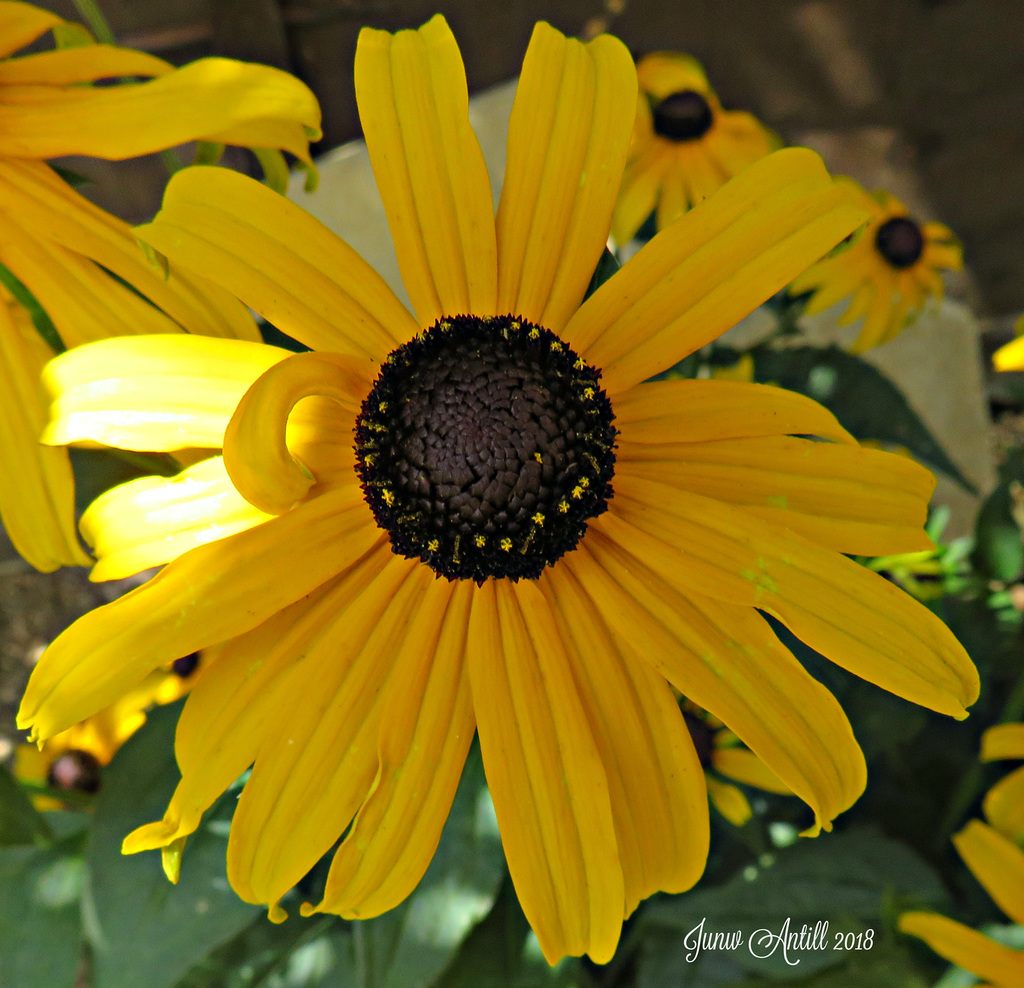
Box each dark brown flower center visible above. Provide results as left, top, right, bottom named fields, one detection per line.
left=684, top=713, right=715, bottom=769
left=172, top=652, right=200, bottom=678
left=47, top=749, right=102, bottom=794
left=653, top=90, right=714, bottom=141
left=354, top=314, right=617, bottom=582
left=874, top=216, right=924, bottom=269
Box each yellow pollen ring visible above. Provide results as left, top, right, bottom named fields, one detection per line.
left=224, top=352, right=369, bottom=515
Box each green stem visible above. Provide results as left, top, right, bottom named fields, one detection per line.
left=70, top=0, right=115, bottom=45
left=105, top=449, right=181, bottom=478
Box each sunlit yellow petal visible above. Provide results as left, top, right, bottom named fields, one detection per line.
left=496, top=23, right=636, bottom=333
left=0, top=1, right=63, bottom=59
left=900, top=912, right=1024, bottom=988
left=44, top=335, right=290, bottom=451
left=355, top=15, right=496, bottom=324
left=568, top=148, right=868, bottom=393
left=136, top=166, right=413, bottom=357
left=0, top=44, right=170, bottom=84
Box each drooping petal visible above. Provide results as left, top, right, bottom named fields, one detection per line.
left=226, top=553, right=433, bottom=916
left=712, top=747, right=791, bottom=795
left=355, top=15, right=496, bottom=325
left=899, top=912, right=1024, bottom=988
left=43, top=335, right=290, bottom=452
left=223, top=352, right=369, bottom=514
left=0, top=159, right=259, bottom=342
left=544, top=562, right=709, bottom=916
left=0, top=299, right=90, bottom=570
left=617, top=434, right=935, bottom=556
left=567, top=533, right=866, bottom=835
left=468, top=579, right=624, bottom=964
left=983, top=767, right=1024, bottom=845
left=610, top=140, right=668, bottom=247
left=849, top=271, right=897, bottom=353
left=125, top=548, right=391, bottom=857
left=705, top=778, right=752, bottom=826
left=135, top=166, right=414, bottom=357
left=80, top=456, right=274, bottom=581
left=0, top=44, right=171, bottom=84
left=566, top=148, right=868, bottom=393
left=17, top=483, right=380, bottom=741
left=495, top=22, right=636, bottom=333
left=309, top=581, right=474, bottom=918
left=613, top=378, right=856, bottom=446
left=954, top=820, right=1024, bottom=927
left=0, top=57, right=321, bottom=161
left=0, top=1, right=62, bottom=58
left=982, top=724, right=1024, bottom=761
left=602, top=477, right=979, bottom=718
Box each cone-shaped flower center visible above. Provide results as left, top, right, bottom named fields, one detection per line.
left=653, top=90, right=714, bottom=141
left=47, top=749, right=102, bottom=794
left=355, top=315, right=617, bottom=582
left=874, top=216, right=924, bottom=269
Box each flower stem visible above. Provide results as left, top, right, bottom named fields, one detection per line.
left=71, top=0, right=116, bottom=45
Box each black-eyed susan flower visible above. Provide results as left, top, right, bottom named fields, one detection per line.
left=0, top=0, right=321, bottom=572
left=15, top=653, right=202, bottom=806
left=611, top=51, right=776, bottom=246
left=790, top=181, right=963, bottom=353
left=18, top=16, right=979, bottom=965
left=684, top=706, right=792, bottom=827
left=900, top=814, right=1024, bottom=985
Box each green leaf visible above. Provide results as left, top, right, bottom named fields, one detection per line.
left=438, top=879, right=587, bottom=988
left=727, top=343, right=976, bottom=493
left=0, top=763, right=53, bottom=848
left=0, top=843, right=85, bottom=988
left=972, top=447, right=1024, bottom=581
left=0, top=259, right=65, bottom=353
left=636, top=827, right=948, bottom=988
left=353, top=742, right=506, bottom=988
left=85, top=701, right=260, bottom=988
left=50, top=164, right=94, bottom=188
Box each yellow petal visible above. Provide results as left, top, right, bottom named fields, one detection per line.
left=80, top=456, right=273, bottom=581
left=705, top=778, right=752, bottom=826
left=0, top=1, right=63, bottom=58
left=994, top=335, right=1024, bottom=373
left=611, top=140, right=669, bottom=247
left=0, top=299, right=90, bottom=570
left=613, top=377, right=856, bottom=446
left=44, top=335, right=290, bottom=451
left=226, top=553, right=429, bottom=913
left=308, top=581, right=474, bottom=918
left=636, top=52, right=710, bottom=100
left=899, top=912, right=1024, bottom=988
left=567, top=148, right=868, bottom=394
left=617, top=434, right=935, bottom=556
left=0, top=159, right=259, bottom=342
left=848, top=272, right=898, bottom=354
left=982, top=724, right=1024, bottom=761
left=355, top=15, right=496, bottom=324
left=223, top=352, right=368, bottom=514
left=125, top=553, right=391, bottom=856
left=954, top=820, right=1024, bottom=927
left=923, top=240, right=963, bottom=272
left=712, top=747, right=791, bottom=795
left=136, top=166, right=413, bottom=357
left=467, top=579, right=624, bottom=964
left=0, top=57, right=320, bottom=161
left=604, top=477, right=979, bottom=717
left=17, top=484, right=380, bottom=741
left=0, top=44, right=171, bottom=84
left=544, top=562, right=709, bottom=916
left=569, top=533, right=866, bottom=836
left=496, top=23, right=636, bottom=333
left=983, top=766, right=1024, bottom=844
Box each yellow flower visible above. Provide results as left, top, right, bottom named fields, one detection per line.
left=992, top=313, right=1024, bottom=371
left=19, top=16, right=978, bottom=964
left=684, top=707, right=792, bottom=827
left=790, top=181, right=963, bottom=353
left=899, top=823, right=1024, bottom=986
left=981, top=723, right=1024, bottom=844
left=0, top=0, right=322, bottom=572
left=15, top=653, right=202, bottom=807
left=611, top=52, right=776, bottom=246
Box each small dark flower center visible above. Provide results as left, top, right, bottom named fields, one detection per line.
left=355, top=314, right=617, bottom=582
left=684, top=713, right=715, bottom=769
left=874, top=216, right=924, bottom=269
left=652, top=90, right=714, bottom=141
left=172, top=652, right=200, bottom=678
left=47, top=749, right=102, bottom=794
